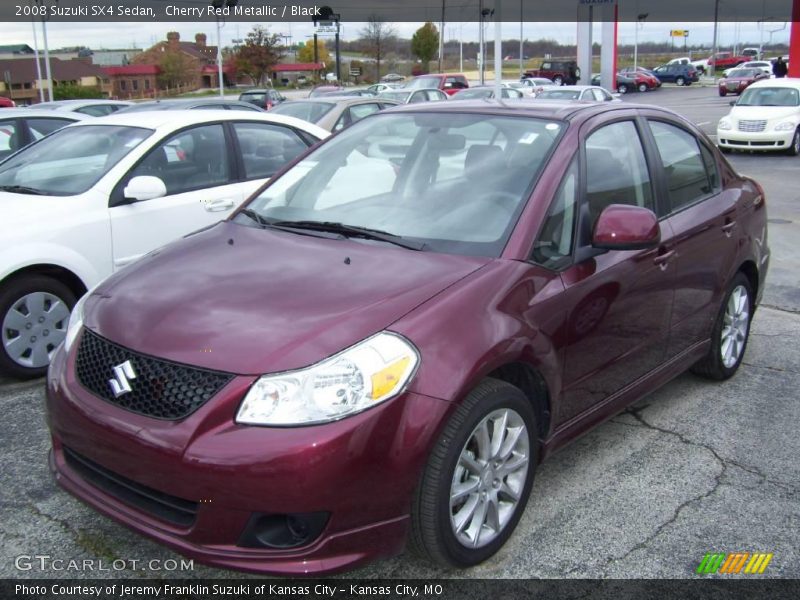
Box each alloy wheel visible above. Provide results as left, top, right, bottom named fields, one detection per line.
left=720, top=284, right=750, bottom=369
left=2, top=291, right=70, bottom=368
left=449, top=408, right=530, bottom=549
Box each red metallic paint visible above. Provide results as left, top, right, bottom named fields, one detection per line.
left=592, top=204, right=660, bottom=250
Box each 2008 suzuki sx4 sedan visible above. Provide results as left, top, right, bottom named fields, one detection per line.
left=46, top=100, right=769, bottom=575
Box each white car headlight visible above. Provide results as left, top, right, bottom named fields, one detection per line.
left=774, top=121, right=796, bottom=131
left=718, top=119, right=732, bottom=131
left=236, top=332, right=419, bottom=426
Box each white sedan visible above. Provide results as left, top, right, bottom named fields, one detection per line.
left=716, top=78, right=800, bottom=155
left=0, top=110, right=328, bottom=377
left=722, top=61, right=773, bottom=77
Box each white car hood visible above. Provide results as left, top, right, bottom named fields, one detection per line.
left=730, top=106, right=800, bottom=121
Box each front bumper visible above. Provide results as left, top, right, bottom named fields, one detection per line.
left=717, top=128, right=795, bottom=151
left=46, top=342, right=453, bottom=575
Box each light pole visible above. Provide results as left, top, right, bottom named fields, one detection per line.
left=633, top=13, right=648, bottom=71
left=33, top=0, right=54, bottom=102
left=211, top=1, right=239, bottom=97
left=29, top=1, right=45, bottom=103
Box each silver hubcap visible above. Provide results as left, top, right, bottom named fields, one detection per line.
left=2, top=292, right=70, bottom=368
left=450, top=408, right=529, bottom=549
left=721, top=285, right=750, bottom=369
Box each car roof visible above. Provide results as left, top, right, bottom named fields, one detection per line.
left=30, top=99, right=132, bottom=109
left=748, top=77, right=800, bottom=89
left=543, top=85, right=598, bottom=91
left=0, top=108, right=90, bottom=120
left=61, top=109, right=329, bottom=138
left=122, top=98, right=256, bottom=108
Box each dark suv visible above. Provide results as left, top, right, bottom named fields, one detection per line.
left=525, top=60, right=580, bottom=85
left=652, top=64, right=700, bottom=86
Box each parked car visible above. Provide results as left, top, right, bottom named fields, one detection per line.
left=452, top=86, right=524, bottom=100
left=517, top=77, right=557, bottom=97
left=403, top=73, right=469, bottom=96
left=116, top=98, right=263, bottom=113
left=0, top=97, right=16, bottom=108
left=308, top=85, right=344, bottom=98
left=238, top=89, right=287, bottom=110
left=0, top=108, right=89, bottom=161
left=741, top=47, right=761, bottom=60
left=380, top=73, right=406, bottom=83
left=717, top=78, right=800, bottom=155
left=667, top=56, right=692, bottom=66
left=535, top=85, right=617, bottom=102
left=268, top=97, right=401, bottom=132
left=28, top=99, right=133, bottom=116
left=718, top=68, right=770, bottom=96
left=0, top=110, right=328, bottom=378
left=708, top=52, right=749, bottom=71
left=318, top=89, right=377, bottom=98
left=591, top=73, right=639, bottom=94
left=617, top=67, right=660, bottom=92
left=45, top=99, right=768, bottom=576
left=366, top=83, right=399, bottom=94
left=651, top=63, right=700, bottom=86
left=722, top=61, right=772, bottom=77
left=378, top=88, right=449, bottom=104
left=524, top=60, right=580, bottom=85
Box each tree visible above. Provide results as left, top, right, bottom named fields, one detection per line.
left=411, top=22, right=439, bottom=72
left=157, top=51, right=198, bottom=90
left=234, top=25, right=284, bottom=86
left=359, top=16, right=396, bottom=81
left=297, top=39, right=330, bottom=65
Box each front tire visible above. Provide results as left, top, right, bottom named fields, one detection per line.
left=637, top=82, right=648, bottom=93
left=676, top=76, right=686, bottom=86
left=553, top=75, right=563, bottom=86
left=786, top=128, right=800, bottom=156
left=410, top=379, right=537, bottom=568
left=691, top=273, right=753, bottom=380
left=617, top=84, right=629, bottom=94
left=0, top=276, right=76, bottom=379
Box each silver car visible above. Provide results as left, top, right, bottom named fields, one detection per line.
left=268, top=96, right=401, bottom=132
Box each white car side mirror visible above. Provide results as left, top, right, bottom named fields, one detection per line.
left=123, top=176, right=167, bottom=202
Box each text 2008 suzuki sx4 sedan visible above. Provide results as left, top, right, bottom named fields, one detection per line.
left=46, top=100, right=769, bottom=574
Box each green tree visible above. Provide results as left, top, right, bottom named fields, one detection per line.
left=234, top=25, right=284, bottom=86
left=297, top=39, right=330, bottom=65
left=157, top=51, right=197, bottom=90
left=53, top=84, right=102, bottom=100
left=411, top=22, right=439, bottom=72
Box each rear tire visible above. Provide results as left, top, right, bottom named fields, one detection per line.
left=553, top=75, right=563, bottom=86
left=676, top=76, right=686, bottom=86
left=617, top=84, right=629, bottom=94
left=691, top=273, right=753, bottom=381
left=0, top=276, right=76, bottom=379
left=786, top=128, right=800, bottom=156
left=410, top=378, right=538, bottom=568
left=719, top=89, right=727, bottom=96
left=637, top=83, right=648, bottom=93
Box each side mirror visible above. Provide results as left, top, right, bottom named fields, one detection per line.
left=123, top=175, right=167, bottom=202
left=592, top=204, right=660, bottom=251
left=729, top=100, right=736, bottom=106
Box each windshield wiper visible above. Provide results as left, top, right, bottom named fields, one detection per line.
left=0, top=185, right=46, bottom=195
left=270, top=220, right=426, bottom=251
left=239, top=208, right=270, bottom=228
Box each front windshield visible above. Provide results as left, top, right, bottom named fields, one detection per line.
left=379, top=92, right=410, bottom=102
left=404, top=76, right=441, bottom=90
left=269, top=101, right=335, bottom=123
left=538, top=90, right=581, bottom=100
left=239, top=113, right=564, bottom=257
left=0, top=125, right=152, bottom=196
left=737, top=86, right=800, bottom=106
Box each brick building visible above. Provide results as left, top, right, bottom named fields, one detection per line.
left=132, top=32, right=226, bottom=91
left=102, top=64, right=159, bottom=99
left=0, top=57, right=111, bottom=106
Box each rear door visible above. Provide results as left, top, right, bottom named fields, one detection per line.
left=642, top=116, right=738, bottom=357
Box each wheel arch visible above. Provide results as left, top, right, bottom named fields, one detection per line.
left=486, top=362, right=552, bottom=443
left=737, top=259, right=760, bottom=304
left=1, top=264, right=88, bottom=301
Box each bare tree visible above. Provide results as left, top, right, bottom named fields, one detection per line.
left=359, top=16, right=396, bottom=81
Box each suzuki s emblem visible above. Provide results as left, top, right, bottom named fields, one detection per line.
left=109, top=360, right=137, bottom=398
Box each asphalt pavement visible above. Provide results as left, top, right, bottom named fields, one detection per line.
left=1, top=85, right=798, bottom=580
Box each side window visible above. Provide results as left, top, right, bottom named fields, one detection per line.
left=592, top=89, right=609, bottom=101
left=409, top=92, right=427, bottom=104
left=349, top=103, right=381, bottom=123
left=533, top=158, right=578, bottom=269
left=27, top=118, right=71, bottom=140
left=699, top=143, right=719, bottom=191
left=649, top=120, right=713, bottom=212
left=584, top=121, right=653, bottom=227
left=233, top=121, right=309, bottom=180
left=129, top=124, right=230, bottom=196
left=0, top=120, right=19, bottom=159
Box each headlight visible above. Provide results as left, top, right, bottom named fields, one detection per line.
left=236, top=332, right=419, bottom=426
left=718, top=119, right=732, bottom=131
left=774, top=121, right=796, bottom=131
left=63, top=292, right=88, bottom=353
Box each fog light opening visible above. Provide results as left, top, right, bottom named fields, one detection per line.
left=238, top=512, right=329, bottom=549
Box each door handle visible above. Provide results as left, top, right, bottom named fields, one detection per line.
left=721, top=220, right=737, bottom=236
left=203, top=199, right=236, bottom=212
left=653, top=249, right=676, bottom=270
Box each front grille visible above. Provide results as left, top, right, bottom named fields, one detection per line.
left=64, top=446, right=198, bottom=528
left=738, top=120, right=767, bottom=132
left=76, top=329, right=233, bottom=420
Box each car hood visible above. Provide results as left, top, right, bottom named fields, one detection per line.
left=730, top=106, right=800, bottom=121
left=86, top=221, right=488, bottom=375
left=0, top=191, right=87, bottom=234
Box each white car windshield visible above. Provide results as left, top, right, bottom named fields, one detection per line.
left=238, top=113, right=564, bottom=257
left=738, top=87, right=800, bottom=107
left=0, top=125, right=152, bottom=196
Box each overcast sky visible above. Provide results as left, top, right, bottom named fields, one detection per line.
left=0, top=20, right=791, bottom=52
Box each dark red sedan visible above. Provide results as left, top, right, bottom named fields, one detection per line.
left=718, top=68, right=770, bottom=96
left=46, top=100, right=769, bottom=575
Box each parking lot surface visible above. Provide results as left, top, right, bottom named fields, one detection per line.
left=1, top=85, right=798, bottom=579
